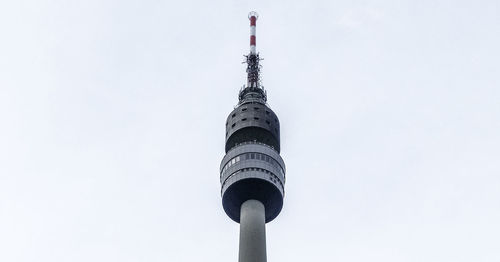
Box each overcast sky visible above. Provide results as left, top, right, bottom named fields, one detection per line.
left=1, top=0, right=499, bottom=261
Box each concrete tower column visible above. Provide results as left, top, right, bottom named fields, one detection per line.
left=239, top=200, right=267, bottom=262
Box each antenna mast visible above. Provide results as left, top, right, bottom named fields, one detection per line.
left=239, top=11, right=267, bottom=103
left=246, top=11, right=261, bottom=89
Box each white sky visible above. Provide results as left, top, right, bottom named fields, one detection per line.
left=1, top=0, right=499, bottom=261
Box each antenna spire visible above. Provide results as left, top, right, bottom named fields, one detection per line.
left=249, top=11, right=258, bottom=54
left=246, top=11, right=261, bottom=89
left=239, top=12, right=266, bottom=103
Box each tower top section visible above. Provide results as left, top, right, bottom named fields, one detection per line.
left=220, top=12, right=285, bottom=225
left=239, top=11, right=266, bottom=105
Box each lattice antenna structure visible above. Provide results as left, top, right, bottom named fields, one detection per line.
left=239, top=12, right=267, bottom=104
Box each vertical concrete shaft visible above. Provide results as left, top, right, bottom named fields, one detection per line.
left=239, top=200, right=267, bottom=262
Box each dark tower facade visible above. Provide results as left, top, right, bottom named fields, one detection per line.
left=220, top=12, right=285, bottom=262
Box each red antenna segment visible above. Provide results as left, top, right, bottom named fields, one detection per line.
left=249, top=11, right=258, bottom=54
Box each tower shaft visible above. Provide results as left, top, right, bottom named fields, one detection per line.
left=239, top=200, right=267, bottom=262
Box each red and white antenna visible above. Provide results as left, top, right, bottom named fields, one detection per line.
left=243, top=11, right=264, bottom=93
left=249, top=11, right=258, bottom=54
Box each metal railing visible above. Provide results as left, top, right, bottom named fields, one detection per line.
left=229, top=140, right=276, bottom=152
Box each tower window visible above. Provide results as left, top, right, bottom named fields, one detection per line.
left=231, top=123, right=236, bottom=128
left=242, top=118, right=247, bottom=121
left=266, top=120, right=270, bottom=125
left=254, top=117, right=259, bottom=120
left=232, top=114, right=236, bottom=118
left=242, top=108, right=247, bottom=111
left=254, top=107, right=259, bottom=111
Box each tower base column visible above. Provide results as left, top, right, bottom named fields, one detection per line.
left=239, top=199, right=267, bottom=262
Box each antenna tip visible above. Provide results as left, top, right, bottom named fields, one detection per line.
left=248, top=11, right=259, bottom=20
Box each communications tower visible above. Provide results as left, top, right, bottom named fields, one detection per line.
left=220, top=12, right=286, bottom=262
